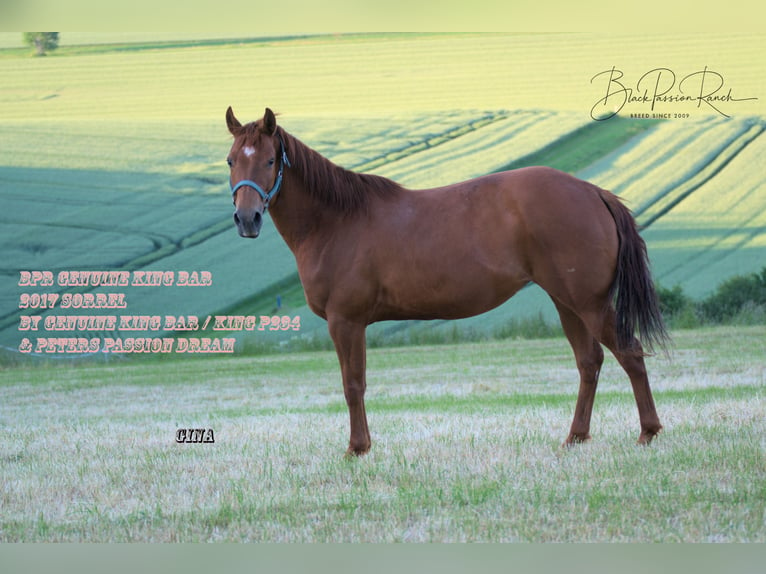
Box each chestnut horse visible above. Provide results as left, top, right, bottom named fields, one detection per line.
left=226, top=107, right=667, bottom=456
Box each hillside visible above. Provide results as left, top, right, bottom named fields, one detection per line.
left=1, top=33, right=764, bottom=353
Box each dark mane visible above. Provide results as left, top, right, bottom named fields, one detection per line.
left=278, top=126, right=404, bottom=213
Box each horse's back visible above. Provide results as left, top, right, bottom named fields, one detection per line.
left=360, top=167, right=620, bottom=321
left=420, top=166, right=618, bottom=263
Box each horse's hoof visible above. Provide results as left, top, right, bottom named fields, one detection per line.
left=562, top=433, right=591, bottom=448
left=344, top=445, right=370, bottom=459
left=637, top=426, right=662, bottom=445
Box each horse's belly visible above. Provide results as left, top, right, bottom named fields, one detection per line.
left=374, top=262, right=529, bottom=322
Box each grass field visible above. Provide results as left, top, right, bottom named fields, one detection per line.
left=1, top=326, right=763, bottom=542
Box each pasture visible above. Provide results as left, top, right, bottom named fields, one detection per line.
left=0, top=33, right=764, bottom=543
left=1, top=326, right=764, bottom=542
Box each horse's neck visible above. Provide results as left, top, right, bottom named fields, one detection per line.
left=268, top=173, right=333, bottom=253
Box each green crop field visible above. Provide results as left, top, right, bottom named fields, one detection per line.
left=1, top=33, right=764, bottom=351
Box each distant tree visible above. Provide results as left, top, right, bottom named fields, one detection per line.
left=23, top=32, right=59, bottom=56
left=701, top=267, right=766, bottom=323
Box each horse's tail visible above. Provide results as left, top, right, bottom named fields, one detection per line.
left=599, top=189, right=668, bottom=354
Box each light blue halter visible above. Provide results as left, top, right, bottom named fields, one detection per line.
left=230, top=135, right=291, bottom=211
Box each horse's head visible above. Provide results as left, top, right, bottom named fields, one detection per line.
left=226, top=106, right=288, bottom=238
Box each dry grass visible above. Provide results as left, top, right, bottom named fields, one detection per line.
left=1, top=326, right=764, bottom=541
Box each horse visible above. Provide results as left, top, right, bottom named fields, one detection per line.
left=225, top=107, right=668, bottom=456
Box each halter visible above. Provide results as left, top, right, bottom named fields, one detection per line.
left=230, top=135, right=291, bottom=212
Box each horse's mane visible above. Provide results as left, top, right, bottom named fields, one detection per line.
left=277, top=126, right=404, bottom=213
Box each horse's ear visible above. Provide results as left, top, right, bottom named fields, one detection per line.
left=262, top=107, right=277, bottom=135
left=226, top=106, right=242, bottom=135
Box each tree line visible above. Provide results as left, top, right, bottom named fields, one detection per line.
left=658, top=267, right=766, bottom=327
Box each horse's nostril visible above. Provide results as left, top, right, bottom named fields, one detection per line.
left=233, top=212, right=241, bottom=225
left=254, top=212, right=262, bottom=226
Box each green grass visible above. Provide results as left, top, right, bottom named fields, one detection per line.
left=0, top=326, right=764, bottom=542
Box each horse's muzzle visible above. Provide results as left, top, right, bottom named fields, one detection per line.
left=234, top=209, right=263, bottom=238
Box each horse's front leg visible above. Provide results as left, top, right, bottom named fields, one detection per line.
left=328, top=316, right=371, bottom=456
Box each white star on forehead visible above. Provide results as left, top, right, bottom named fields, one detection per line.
left=244, top=146, right=255, bottom=157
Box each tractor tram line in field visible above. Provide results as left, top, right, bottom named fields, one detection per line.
left=348, top=111, right=509, bottom=174
left=635, top=121, right=765, bottom=229
left=644, top=127, right=766, bottom=293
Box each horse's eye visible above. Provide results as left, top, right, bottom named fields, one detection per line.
left=226, top=158, right=233, bottom=168
left=268, top=158, right=275, bottom=167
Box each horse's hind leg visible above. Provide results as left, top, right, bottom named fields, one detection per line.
left=596, top=308, right=663, bottom=444
left=555, top=302, right=605, bottom=446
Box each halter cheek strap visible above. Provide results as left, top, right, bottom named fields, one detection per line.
left=230, top=135, right=291, bottom=212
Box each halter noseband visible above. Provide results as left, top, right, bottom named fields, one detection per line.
left=230, top=135, right=291, bottom=212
